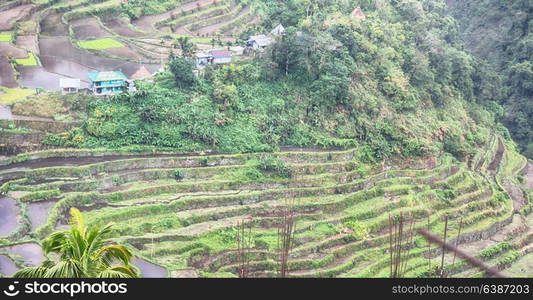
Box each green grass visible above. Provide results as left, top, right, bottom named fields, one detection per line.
left=77, top=38, right=124, bottom=50
left=14, top=53, right=38, bottom=66
left=0, top=32, right=12, bottom=42
left=0, top=87, right=36, bottom=105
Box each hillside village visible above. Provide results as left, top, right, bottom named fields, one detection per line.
left=0, top=0, right=532, bottom=281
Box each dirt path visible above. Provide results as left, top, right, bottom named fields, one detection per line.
left=0, top=4, right=34, bottom=31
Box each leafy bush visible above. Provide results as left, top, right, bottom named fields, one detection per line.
left=256, top=155, right=292, bottom=179
left=173, top=169, right=185, bottom=180
left=343, top=220, right=369, bottom=240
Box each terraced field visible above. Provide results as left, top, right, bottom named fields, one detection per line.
left=0, top=0, right=258, bottom=93
left=0, top=135, right=531, bottom=278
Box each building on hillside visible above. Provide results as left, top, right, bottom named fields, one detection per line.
left=351, top=7, right=366, bottom=20
left=195, top=50, right=232, bottom=68
left=59, top=78, right=81, bottom=94
left=195, top=52, right=213, bottom=68
left=270, top=24, right=285, bottom=36
left=131, top=65, right=152, bottom=80
left=87, top=71, right=128, bottom=96
left=209, top=50, right=232, bottom=65
left=246, top=35, right=274, bottom=51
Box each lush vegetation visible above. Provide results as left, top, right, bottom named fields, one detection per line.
left=0, top=87, right=36, bottom=105
left=14, top=53, right=39, bottom=66
left=0, top=32, right=12, bottom=42
left=78, top=38, right=125, bottom=50
left=448, top=0, right=532, bottom=158
left=45, top=0, right=504, bottom=163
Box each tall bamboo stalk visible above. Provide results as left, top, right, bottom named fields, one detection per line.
left=451, top=218, right=464, bottom=270
left=440, top=215, right=449, bottom=278
left=236, top=218, right=253, bottom=278
left=389, top=213, right=416, bottom=278
left=277, top=208, right=296, bottom=278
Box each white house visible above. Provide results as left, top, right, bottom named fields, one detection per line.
left=195, top=52, right=213, bottom=68
left=246, top=35, right=274, bottom=51
left=59, top=78, right=81, bottom=94
left=195, top=50, right=232, bottom=68
left=270, top=24, right=285, bottom=36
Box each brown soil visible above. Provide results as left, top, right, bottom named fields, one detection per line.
left=102, top=17, right=145, bottom=38
left=40, top=12, right=68, bottom=36
left=19, top=65, right=69, bottom=90
left=71, top=17, right=112, bottom=40
left=39, top=37, right=159, bottom=79
left=0, top=4, right=34, bottom=31
left=16, top=35, right=39, bottom=54
left=0, top=42, right=27, bottom=58
left=0, top=57, right=17, bottom=88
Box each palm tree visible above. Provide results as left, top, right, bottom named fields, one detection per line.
left=13, top=208, right=139, bottom=278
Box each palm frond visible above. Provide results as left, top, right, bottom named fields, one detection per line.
left=94, top=245, right=133, bottom=266
left=97, top=266, right=139, bottom=278
left=45, top=259, right=84, bottom=278
left=12, top=261, right=53, bottom=278
left=41, top=231, right=69, bottom=256
left=69, top=207, right=85, bottom=236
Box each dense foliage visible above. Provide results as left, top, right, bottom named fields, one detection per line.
left=47, top=0, right=506, bottom=161
left=448, top=0, right=532, bottom=158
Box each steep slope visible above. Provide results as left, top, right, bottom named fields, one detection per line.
left=446, top=0, right=532, bottom=158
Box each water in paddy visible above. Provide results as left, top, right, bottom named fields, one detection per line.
left=4, top=243, right=45, bottom=266
left=0, top=255, right=18, bottom=276
left=133, top=258, right=167, bottom=278
left=0, top=197, right=19, bottom=236
left=27, top=200, right=56, bottom=232
left=0, top=105, right=13, bottom=120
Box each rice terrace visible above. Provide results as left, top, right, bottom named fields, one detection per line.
left=0, top=0, right=532, bottom=280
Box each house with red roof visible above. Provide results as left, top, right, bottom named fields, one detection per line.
left=208, top=50, right=232, bottom=65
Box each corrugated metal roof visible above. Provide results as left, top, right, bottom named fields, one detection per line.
left=248, top=35, right=274, bottom=47
left=87, top=71, right=128, bottom=82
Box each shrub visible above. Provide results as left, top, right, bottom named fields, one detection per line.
left=343, top=220, right=369, bottom=240
left=173, top=169, right=185, bottom=180
left=256, top=154, right=292, bottom=178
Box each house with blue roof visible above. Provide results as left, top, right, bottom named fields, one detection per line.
left=87, top=71, right=128, bottom=96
